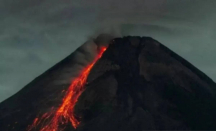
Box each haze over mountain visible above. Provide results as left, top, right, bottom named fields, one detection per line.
left=1, top=0, right=216, bottom=102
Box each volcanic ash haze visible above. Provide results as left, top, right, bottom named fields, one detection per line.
left=0, top=35, right=216, bottom=131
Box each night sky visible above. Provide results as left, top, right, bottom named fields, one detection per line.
left=0, top=0, right=216, bottom=102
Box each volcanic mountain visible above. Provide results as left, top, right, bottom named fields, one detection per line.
left=0, top=36, right=216, bottom=131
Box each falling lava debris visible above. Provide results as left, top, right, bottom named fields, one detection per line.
left=27, top=47, right=107, bottom=131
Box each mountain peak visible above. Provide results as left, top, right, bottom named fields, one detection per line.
left=0, top=36, right=216, bottom=131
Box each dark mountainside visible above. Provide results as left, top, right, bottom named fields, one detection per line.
left=0, top=36, right=216, bottom=131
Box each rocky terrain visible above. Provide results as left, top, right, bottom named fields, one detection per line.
left=0, top=36, right=216, bottom=131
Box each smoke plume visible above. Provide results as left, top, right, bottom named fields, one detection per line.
left=63, top=33, right=116, bottom=83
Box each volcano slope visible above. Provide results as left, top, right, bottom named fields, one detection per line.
left=0, top=36, right=216, bottom=131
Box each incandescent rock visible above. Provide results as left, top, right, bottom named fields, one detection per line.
left=0, top=36, right=216, bottom=131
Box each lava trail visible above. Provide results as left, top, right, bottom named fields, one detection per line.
left=27, top=47, right=107, bottom=131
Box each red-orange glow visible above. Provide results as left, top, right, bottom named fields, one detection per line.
left=27, top=47, right=107, bottom=131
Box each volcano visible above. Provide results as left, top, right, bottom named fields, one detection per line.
left=0, top=36, right=216, bottom=131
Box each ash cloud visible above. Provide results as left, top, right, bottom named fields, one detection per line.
left=73, top=33, right=116, bottom=68
left=56, top=33, right=116, bottom=86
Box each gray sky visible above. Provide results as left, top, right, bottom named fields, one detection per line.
left=0, top=0, right=216, bottom=102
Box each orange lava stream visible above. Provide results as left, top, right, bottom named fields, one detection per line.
left=27, top=47, right=107, bottom=131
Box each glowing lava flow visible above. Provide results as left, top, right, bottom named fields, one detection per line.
left=27, top=47, right=107, bottom=131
